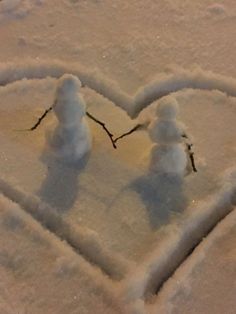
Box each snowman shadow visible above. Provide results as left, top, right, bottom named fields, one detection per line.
left=38, top=148, right=89, bottom=213
left=133, top=96, right=190, bottom=228
left=132, top=171, right=188, bottom=229
left=37, top=74, right=92, bottom=213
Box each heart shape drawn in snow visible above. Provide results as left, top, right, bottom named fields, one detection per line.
left=0, top=60, right=236, bottom=305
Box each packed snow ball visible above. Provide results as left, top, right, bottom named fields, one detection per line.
left=150, top=144, right=188, bottom=175
left=53, top=74, right=85, bottom=126
left=56, top=74, right=82, bottom=97
left=156, top=96, right=179, bottom=120
left=148, top=119, right=184, bottom=144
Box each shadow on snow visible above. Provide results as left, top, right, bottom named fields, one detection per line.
left=131, top=172, right=188, bottom=229
left=38, top=151, right=89, bottom=213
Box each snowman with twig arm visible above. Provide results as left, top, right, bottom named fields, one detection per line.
left=147, top=96, right=196, bottom=175
left=47, top=74, right=92, bottom=162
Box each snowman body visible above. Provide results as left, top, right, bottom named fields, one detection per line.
left=48, top=74, right=92, bottom=162
left=148, top=97, right=187, bottom=175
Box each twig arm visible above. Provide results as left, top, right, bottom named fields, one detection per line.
left=23, top=106, right=117, bottom=149
left=182, top=134, right=197, bottom=172
left=114, top=123, right=144, bottom=143
left=28, top=106, right=53, bottom=131
left=86, top=111, right=117, bottom=149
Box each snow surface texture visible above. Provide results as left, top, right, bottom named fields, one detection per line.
left=0, top=1, right=235, bottom=312
left=2, top=60, right=236, bottom=117
left=148, top=97, right=187, bottom=175
left=48, top=74, right=92, bottom=163
left=0, top=67, right=236, bottom=314
left=149, top=145, right=187, bottom=176
left=1, top=58, right=235, bottom=310
left=121, top=167, right=236, bottom=304
left=0, top=177, right=132, bottom=281
left=151, top=205, right=236, bottom=314
left=0, top=193, right=126, bottom=314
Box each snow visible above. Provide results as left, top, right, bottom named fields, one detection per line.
left=0, top=78, right=235, bottom=312
left=148, top=120, right=184, bottom=144
left=54, top=74, right=84, bottom=125
left=134, top=66, right=236, bottom=117
left=0, top=193, right=126, bottom=314
left=120, top=167, right=236, bottom=303
left=2, top=61, right=236, bottom=119
left=147, top=97, right=188, bottom=175
left=48, top=74, right=92, bottom=162
left=155, top=96, right=179, bottom=120
left=0, top=59, right=133, bottom=116
left=0, top=176, right=132, bottom=280
left=151, top=205, right=236, bottom=314
left=149, top=145, right=187, bottom=175
left=0, top=0, right=236, bottom=313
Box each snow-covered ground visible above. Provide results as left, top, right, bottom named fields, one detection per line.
left=0, top=193, right=124, bottom=314
left=151, top=205, right=236, bottom=314
left=0, top=1, right=236, bottom=313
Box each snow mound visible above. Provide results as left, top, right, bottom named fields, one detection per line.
left=1, top=60, right=236, bottom=117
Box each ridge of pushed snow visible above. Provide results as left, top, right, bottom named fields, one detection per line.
left=0, top=193, right=126, bottom=314
left=120, top=168, right=236, bottom=304
left=150, top=206, right=236, bottom=314
left=0, top=177, right=133, bottom=280
left=1, top=60, right=236, bottom=117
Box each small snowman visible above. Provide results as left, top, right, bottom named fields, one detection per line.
left=48, top=74, right=92, bottom=162
left=148, top=96, right=188, bottom=176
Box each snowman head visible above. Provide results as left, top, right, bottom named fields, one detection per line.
left=54, top=74, right=85, bottom=124
left=156, top=96, right=179, bottom=120
left=56, top=74, right=82, bottom=100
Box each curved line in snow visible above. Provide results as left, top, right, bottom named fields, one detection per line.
left=134, top=67, right=236, bottom=117
left=121, top=170, right=236, bottom=302
left=0, top=60, right=236, bottom=117
left=0, top=176, right=133, bottom=281
left=0, top=59, right=133, bottom=114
